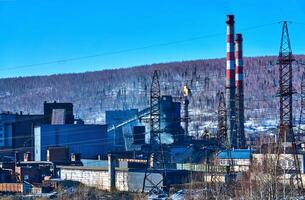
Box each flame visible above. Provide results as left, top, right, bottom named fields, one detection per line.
left=183, top=85, right=189, bottom=97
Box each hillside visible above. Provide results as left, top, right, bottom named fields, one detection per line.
left=0, top=55, right=304, bottom=133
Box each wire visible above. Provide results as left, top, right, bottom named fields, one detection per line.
left=291, top=22, right=305, bottom=26
left=0, top=22, right=279, bottom=72
left=0, top=130, right=192, bottom=153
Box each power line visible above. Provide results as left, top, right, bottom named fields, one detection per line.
left=0, top=22, right=279, bottom=72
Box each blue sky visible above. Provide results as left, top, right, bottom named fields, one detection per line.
left=0, top=0, right=304, bottom=78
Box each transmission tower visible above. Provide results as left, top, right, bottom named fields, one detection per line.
left=217, top=91, right=227, bottom=147
left=297, top=72, right=305, bottom=141
left=142, top=70, right=167, bottom=195
left=277, top=21, right=303, bottom=191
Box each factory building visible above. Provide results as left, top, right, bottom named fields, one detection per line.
left=0, top=101, right=80, bottom=159
left=217, top=149, right=252, bottom=172
left=132, top=126, right=145, bottom=145
left=34, top=124, right=108, bottom=161
left=0, top=112, right=45, bottom=157
left=104, top=96, right=185, bottom=149
left=160, top=96, right=184, bottom=143
left=106, top=109, right=139, bottom=151
left=43, top=101, right=74, bottom=124
left=57, top=155, right=190, bottom=192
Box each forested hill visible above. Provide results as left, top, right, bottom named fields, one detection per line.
left=0, top=55, right=304, bottom=125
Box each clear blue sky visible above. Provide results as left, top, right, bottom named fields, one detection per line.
left=0, top=0, right=304, bottom=78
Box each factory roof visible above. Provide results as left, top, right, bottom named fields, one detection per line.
left=56, top=165, right=188, bottom=173
left=81, top=159, right=108, bottom=168
left=217, top=149, right=252, bottom=159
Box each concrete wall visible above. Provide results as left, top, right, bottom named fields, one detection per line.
left=59, top=167, right=110, bottom=190
left=115, top=170, right=128, bottom=191
left=58, top=166, right=163, bottom=192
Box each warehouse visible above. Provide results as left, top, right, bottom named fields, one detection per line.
left=0, top=112, right=45, bottom=157
left=57, top=155, right=189, bottom=192
left=34, top=124, right=108, bottom=161
left=106, top=109, right=139, bottom=151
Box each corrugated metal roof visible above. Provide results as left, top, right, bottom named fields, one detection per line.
left=81, top=159, right=108, bottom=168
left=217, top=149, right=252, bottom=159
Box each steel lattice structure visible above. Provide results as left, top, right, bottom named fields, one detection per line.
left=277, top=21, right=303, bottom=191
left=297, top=72, right=305, bottom=141
left=278, top=21, right=294, bottom=143
left=142, top=70, right=167, bottom=195
left=217, top=91, right=227, bottom=147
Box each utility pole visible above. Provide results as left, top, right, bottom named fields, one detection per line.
left=277, top=21, right=303, bottom=191
left=142, top=70, right=167, bottom=196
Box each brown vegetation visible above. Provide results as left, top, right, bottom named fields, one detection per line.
left=1, top=56, right=304, bottom=124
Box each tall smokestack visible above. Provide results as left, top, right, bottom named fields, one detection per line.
left=235, top=33, right=246, bottom=148
left=226, top=15, right=237, bottom=148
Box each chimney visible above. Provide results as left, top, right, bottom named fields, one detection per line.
left=235, top=33, right=246, bottom=148
left=226, top=15, right=237, bottom=148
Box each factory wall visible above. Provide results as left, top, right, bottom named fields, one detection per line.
left=0, top=114, right=14, bottom=147
left=105, top=109, right=139, bottom=151
left=0, top=113, right=45, bottom=157
left=160, top=96, right=184, bottom=143
left=34, top=124, right=108, bottom=161
left=59, top=166, right=110, bottom=190
left=106, top=109, right=138, bottom=125
left=57, top=166, right=164, bottom=192
left=43, top=101, right=74, bottom=124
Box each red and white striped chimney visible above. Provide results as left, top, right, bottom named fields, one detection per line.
left=226, top=15, right=237, bottom=148
left=235, top=33, right=245, bottom=148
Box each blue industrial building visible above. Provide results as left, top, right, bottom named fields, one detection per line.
left=0, top=112, right=45, bottom=157
left=106, top=109, right=139, bottom=151
left=160, top=96, right=184, bottom=143
left=34, top=124, right=108, bottom=161
left=217, top=149, right=252, bottom=172
left=43, top=101, right=74, bottom=124
left=0, top=101, right=83, bottom=159
left=217, top=149, right=252, bottom=160
left=104, top=96, right=185, bottom=148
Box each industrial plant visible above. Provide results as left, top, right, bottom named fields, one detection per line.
left=0, top=14, right=304, bottom=200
